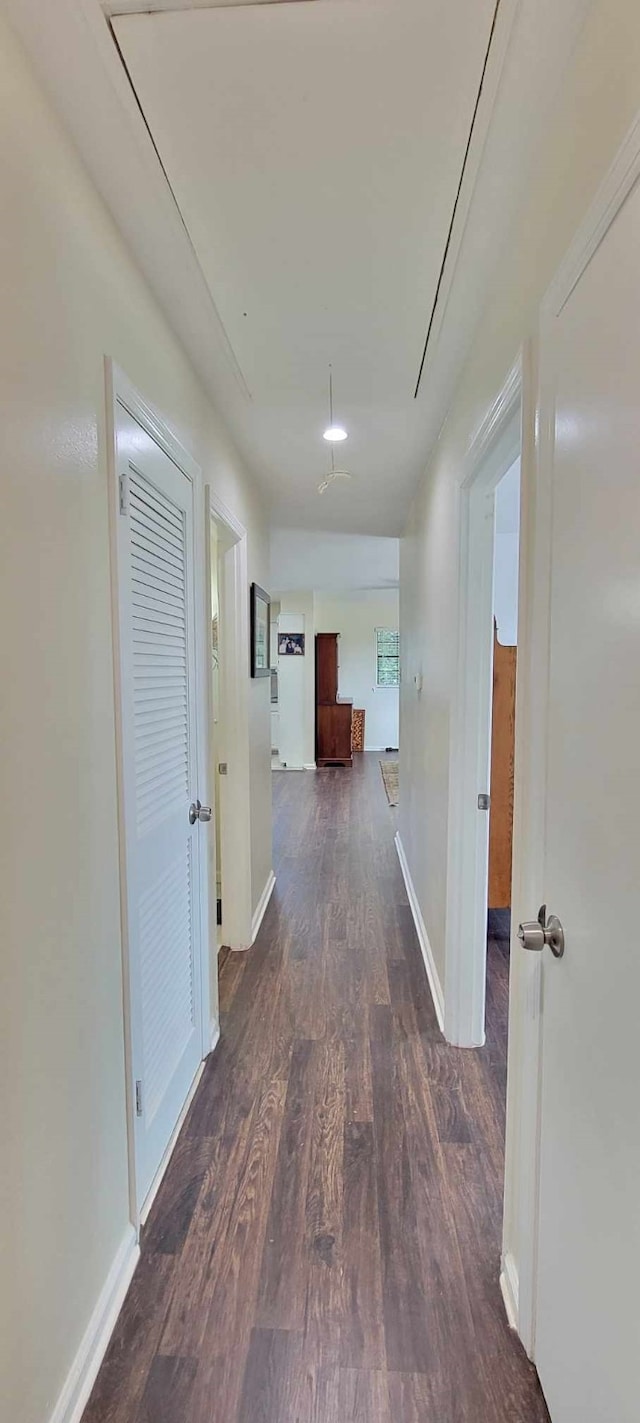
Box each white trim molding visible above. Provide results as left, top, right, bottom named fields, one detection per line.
left=500, top=1251, right=520, bottom=1333
left=547, top=109, right=640, bottom=321
left=394, top=832, right=445, bottom=1033
left=48, top=1227, right=139, bottom=1423
left=251, top=869, right=276, bottom=946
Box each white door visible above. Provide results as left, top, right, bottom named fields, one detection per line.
left=115, top=400, right=206, bottom=1209
left=532, top=171, right=640, bottom=1419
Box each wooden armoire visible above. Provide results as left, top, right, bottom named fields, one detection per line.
left=315, top=633, right=353, bottom=767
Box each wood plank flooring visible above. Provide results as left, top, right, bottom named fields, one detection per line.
left=82, top=754, right=549, bottom=1423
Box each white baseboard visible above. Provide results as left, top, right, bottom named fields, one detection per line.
left=394, top=831, right=445, bottom=1032
left=251, top=869, right=276, bottom=945
left=500, top=1251, right=520, bottom=1331
left=303, top=762, right=317, bottom=771
left=48, top=1225, right=139, bottom=1423
left=210, top=1019, right=221, bottom=1053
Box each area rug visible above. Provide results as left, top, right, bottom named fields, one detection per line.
left=380, top=760, right=399, bottom=807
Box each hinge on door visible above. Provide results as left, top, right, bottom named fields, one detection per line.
left=135, top=1079, right=143, bottom=1117
left=218, top=762, right=228, bottom=776
left=119, top=473, right=128, bottom=515
left=478, top=793, right=490, bottom=810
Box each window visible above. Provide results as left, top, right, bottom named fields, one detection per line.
left=375, top=628, right=400, bottom=687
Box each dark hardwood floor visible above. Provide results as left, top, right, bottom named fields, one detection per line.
left=82, top=754, right=549, bottom=1422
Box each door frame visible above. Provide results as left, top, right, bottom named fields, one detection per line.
left=501, top=110, right=640, bottom=1360
left=105, top=360, right=211, bottom=1231
left=205, top=488, right=253, bottom=954
left=444, top=357, right=522, bottom=1051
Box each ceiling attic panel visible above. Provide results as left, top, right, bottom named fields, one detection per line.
left=114, top=0, right=497, bottom=533
left=104, top=1, right=325, bottom=14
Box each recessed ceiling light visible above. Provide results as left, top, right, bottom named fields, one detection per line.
left=323, top=425, right=348, bottom=442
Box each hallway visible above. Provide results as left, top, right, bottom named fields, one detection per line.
left=82, top=755, right=548, bottom=1423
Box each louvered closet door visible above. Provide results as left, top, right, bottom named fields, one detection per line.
left=115, top=403, right=204, bottom=1208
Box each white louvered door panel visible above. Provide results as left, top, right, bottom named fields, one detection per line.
left=115, top=402, right=204, bottom=1209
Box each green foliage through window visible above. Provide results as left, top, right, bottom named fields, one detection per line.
left=376, top=628, right=400, bottom=687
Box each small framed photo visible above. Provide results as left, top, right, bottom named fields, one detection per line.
left=278, top=632, right=305, bottom=656
left=250, top=583, right=271, bottom=678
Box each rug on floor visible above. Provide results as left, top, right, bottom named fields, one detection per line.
left=380, top=759, right=399, bottom=807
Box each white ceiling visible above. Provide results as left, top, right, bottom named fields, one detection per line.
left=7, top=0, right=593, bottom=540
left=271, top=527, right=399, bottom=594
left=112, top=0, right=497, bottom=534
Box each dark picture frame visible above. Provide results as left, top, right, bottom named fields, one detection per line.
left=278, top=632, right=305, bottom=656
left=250, top=582, right=271, bottom=678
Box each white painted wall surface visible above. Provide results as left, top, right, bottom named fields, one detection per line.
left=398, top=0, right=640, bottom=1335
left=493, top=458, right=520, bottom=646
left=0, top=17, right=271, bottom=1422
left=277, top=593, right=316, bottom=768
left=271, top=529, right=399, bottom=594
left=315, top=590, right=400, bottom=750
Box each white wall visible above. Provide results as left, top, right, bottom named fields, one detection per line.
left=493, top=458, right=520, bottom=647
left=315, top=590, right=400, bottom=750
left=398, top=0, right=640, bottom=1333
left=276, top=592, right=316, bottom=768
left=271, top=528, right=399, bottom=593
left=0, top=16, right=271, bottom=1423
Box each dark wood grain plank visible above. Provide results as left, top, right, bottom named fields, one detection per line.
left=160, top=1078, right=286, bottom=1359
left=256, top=1040, right=322, bottom=1331
left=236, top=1329, right=315, bottom=1423
left=135, top=1355, right=197, bottom=1423
left=338, top=1367, right=392, bottom=1421
left=339, top=1121, right=386, bottom=1369
left=304, top=1040, right=345, bottom=1360
left=369, top=1004, right=432, bottom=1373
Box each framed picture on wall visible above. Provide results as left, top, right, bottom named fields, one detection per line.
left=278, top=632, right=305, bottom=656
left=250, top=582, right=271, bottom=677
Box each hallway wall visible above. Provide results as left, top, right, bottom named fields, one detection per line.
left=0, top=15, right=271, bottom=1423
left=276, top=591, right=316, bottom=768
left=315, top=589, right=399, bottom=750
left=399, top=0, right=640, bottom=1328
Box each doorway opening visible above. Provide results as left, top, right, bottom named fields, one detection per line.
left=486, top=456, right=521, bottom=1081
left=205, top=491, right=253, bottom=971
left=209, top=516, right=225, bottom=956
left=444, top=360, right=522, bottom=1051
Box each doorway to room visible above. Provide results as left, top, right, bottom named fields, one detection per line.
left=444, top=362, right=522, bottom=1051
left=205, top=491, right=253, bottom=967
left=485, top=456, right=521, bottom=1079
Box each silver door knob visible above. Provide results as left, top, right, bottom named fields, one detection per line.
left=189, top=801, right=212, bottom=825
left=518, top=904, right=565, bottom=958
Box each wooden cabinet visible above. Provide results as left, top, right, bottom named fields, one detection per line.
left=315, top=633, right=353, bottom=767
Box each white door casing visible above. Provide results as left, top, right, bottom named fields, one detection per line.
left=530, top=135, right=640, bottom=1422
left=108, top=366, right=210, bottom=1216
